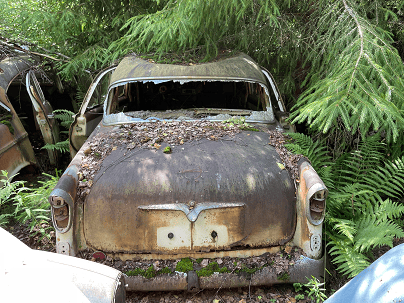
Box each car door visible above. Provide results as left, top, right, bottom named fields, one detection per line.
left=26, top=70, right=60, bottom=165
left=261, top=67, right=294, bottom=130
left=69, top=66, right=116, bottom=157
left=0, top=99, right=37, bottom=179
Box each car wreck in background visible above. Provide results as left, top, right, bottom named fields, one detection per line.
left=49, top=52, right=328, bottom=291
left=1, top=227, right=125, bottom=302
left=0, top=56, right=61, bottom=178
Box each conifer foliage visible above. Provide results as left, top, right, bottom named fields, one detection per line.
left=290, top=0, right=404, bottom=143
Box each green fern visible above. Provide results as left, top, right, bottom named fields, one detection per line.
left=285, top=133, right=333, bottom=172
left=0, top=170, right=25, bottom=226
left=328, top=235, right=371, bottom=277
left=53, top=109, right=75, bottom=129
left=41, top=109, right=74, bottom=154
left=286, top=134, right=404, bottom=278
left=42, top=140, right=69, bottom=154
left=328, top=201, right=404, bottom=278
left=354, top=215, right=404, bottom=253
left=12, top=172, right=59, bottom=240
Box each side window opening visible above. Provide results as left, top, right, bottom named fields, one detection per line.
left=88, top=71, right=112, bottom=109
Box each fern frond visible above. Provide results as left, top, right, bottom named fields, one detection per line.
left=285, top=132, right=333, bottom=174
left=354, top=215, right=404, bottom=253
left=328, top=217, right=357, bottom=242
left=42, top=140, right=69, bottom=154
left=327, top=235, right=370, bottom=278
left=372, top=199, right=404, bottom=221
left=333, top=135, right=386, bottom=187
left=53, top=109, right=75, bottom=129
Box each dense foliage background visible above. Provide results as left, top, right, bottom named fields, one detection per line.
left=1, top=0, right=404, bottom=278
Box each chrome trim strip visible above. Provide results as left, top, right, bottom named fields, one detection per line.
left=139, top=202, right=245, bottom=222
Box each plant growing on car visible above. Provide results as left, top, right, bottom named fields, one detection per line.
left=42, top=109, right=75, bottom=154
left=222, top=117, right=259, bottom=131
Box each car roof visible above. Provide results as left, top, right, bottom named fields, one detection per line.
left=0, top=56, right=33, bottom=92
left=110, top=53, right=267, bottom=87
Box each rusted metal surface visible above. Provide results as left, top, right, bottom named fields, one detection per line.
left=0, top=122, right=35, bottom=179
left=125, top=272, right=188, bottom=291
left=111, top=54, right=267, bottom=87
left=292, top=160, right=327, bottom=259
left=0, top=57, right=37, bottom=178
left=199, top=256, right=323, bottom=289
left=82, top=131, right=296, bottom=254
left=70, top=66, right=117, bottom=155
left=124, top=255, right=324, bottom=291
left=26, top=70, right=59, bottom=165
left=95, top=246, right=286, bottom=261
left=50, top=148, right=84, bottom=255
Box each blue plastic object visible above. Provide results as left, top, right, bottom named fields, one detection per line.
left=325, top=244, right=404, bottom=303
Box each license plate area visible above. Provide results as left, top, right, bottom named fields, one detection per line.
left=138, top=203, right=245, bottom=252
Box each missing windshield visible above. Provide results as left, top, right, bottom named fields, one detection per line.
left=104, top=80, right=275, bottom=123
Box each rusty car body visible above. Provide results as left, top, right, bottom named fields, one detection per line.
left=0, top=227, right=125, bottom=302
left=49, top=53, right=327, bottom=291
left=0, top=56, right=60, bottom=178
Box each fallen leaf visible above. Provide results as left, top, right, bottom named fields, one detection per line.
left=154, top=143, right=161, bottom=149
left=277, top=162, right=285, bottom=170
left=112, top=146, right=117, bottom=151
left=84, top=147, right=92, bottom=155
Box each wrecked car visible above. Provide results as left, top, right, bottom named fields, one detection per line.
left=1, top=227, right=125, bottom=303
left=49, top=53, right=328, bottom=291
left=0, top=56, right=61, bottom=178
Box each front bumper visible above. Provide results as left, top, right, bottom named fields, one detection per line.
left=125, top=255, right=324, bottom=291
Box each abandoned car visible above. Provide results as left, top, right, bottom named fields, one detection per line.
left=49, top=53, right=327, bottom=291
left=0, top=56, right=62, bottom=178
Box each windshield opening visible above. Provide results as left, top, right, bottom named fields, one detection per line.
left=104, top=80, right=275, bottom=123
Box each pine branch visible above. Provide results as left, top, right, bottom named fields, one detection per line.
left=290, top=0, right=404, bottom=142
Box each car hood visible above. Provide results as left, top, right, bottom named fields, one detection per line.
left=82, top=128, right=297, bottom=254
